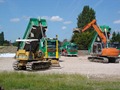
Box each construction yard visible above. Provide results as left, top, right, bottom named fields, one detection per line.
left=0, top=56, right=120, bottom=79
left=0, top=1, right=120, bottom=90
left=0, top=46, right=120, bottom=80
left=0, top=46, right=120, bottom=90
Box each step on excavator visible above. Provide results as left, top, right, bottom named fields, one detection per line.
left=13, top=18, right=60, bottom=71
left=73, top=19, right=120, bottom=63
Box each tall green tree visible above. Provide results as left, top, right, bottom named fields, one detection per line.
left=0, top=32, right=4, bottom=45
left=77, top=6, right=95, bottom=29
left=71, top=6, right=96, bottom=50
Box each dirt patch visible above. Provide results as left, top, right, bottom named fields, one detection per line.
left=0, top=46, right=17, bottom=53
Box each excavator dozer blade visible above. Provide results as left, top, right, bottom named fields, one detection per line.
left=51, top=60, right=60, bottom=67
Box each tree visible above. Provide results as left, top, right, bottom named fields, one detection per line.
left=12, top=41, right=18, bottom=46
left=111, top=31, right=120, bottom=43
left=71, top=6, right=96, bottom=50
left=3, top=40, right=10, bottom=46
left=116, top=32, right=120, bottom=43
left=0, top=32, right=4, bottom=45
left=77, top=6, right=95, bottom=29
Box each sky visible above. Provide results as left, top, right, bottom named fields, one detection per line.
left=0, top=0, right=120, bottom=42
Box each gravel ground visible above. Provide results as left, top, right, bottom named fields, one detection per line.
left=0, top=56, right=120, bottom=80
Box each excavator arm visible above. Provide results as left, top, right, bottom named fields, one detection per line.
left=19, top=18, right=47, bottom=52
left=82, top=19, right=107, bottom=47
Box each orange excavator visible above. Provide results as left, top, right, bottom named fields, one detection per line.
left=74, top=19, right=120, bottom=63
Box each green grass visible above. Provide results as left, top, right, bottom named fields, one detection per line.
left=0, top=72, right=120, bottom=90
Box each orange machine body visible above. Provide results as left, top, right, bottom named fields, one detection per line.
left=102, top=48, right=119, bottom=57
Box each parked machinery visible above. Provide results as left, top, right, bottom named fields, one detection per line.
left=73, top=19, right=120, bottom=63
left=13, top=18, right=60, bottom=71
left=87, top=25, right=111, bottom=54
left=61, top=42, right=78, bottom=56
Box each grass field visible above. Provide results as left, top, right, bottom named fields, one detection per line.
left=0, top=72, right=120, bottom=90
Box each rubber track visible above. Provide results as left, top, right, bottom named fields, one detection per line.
left=26, top=61, right=51, bottom=71
left=13, top=61, right=19, bottom=70
left=88, top=56, right=109, bottom=63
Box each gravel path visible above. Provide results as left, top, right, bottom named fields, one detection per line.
left=0, top=56, right=120, bottom=79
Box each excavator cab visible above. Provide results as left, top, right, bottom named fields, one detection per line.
left=92, top=42, right=103, bottom=56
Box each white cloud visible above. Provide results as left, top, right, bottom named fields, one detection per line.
left=113, top=20, right=120, bottom=24
left=0, top=0, right=5, bottom=3
left=50, top=16, right=63, bottom=22
left=63, top=21, right=72, bottom=24
left=40, top=16, right=64, bottom=22
left=62, top=26, right=67, bottom=30
left=10, top=18, right=20, bottom=22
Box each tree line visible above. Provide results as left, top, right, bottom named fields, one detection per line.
left=111, top=31, right=120, bottom=43
left=0, top=32, right=11, bottom=46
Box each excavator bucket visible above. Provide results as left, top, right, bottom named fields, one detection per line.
left=73, top=28, right=82, bottom=33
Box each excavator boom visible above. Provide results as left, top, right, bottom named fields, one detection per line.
left=82, top=19, right=96, bottom=32
left=82, top=19, right=107, bottom=46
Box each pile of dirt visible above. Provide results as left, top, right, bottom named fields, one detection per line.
left=0, top=46, right=17, bottom=53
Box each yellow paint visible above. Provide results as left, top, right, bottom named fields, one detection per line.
left=16, top=49, right=35, bottom=60
left=56, top=35, right=59, bottom=59
left=45, top=40, right=48, bottom=58
left=17, top=49, right=26, bottom=53
left=51, top=59, right=60, bottom=67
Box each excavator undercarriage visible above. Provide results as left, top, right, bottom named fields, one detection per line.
left=13, top=60, right=51, bottom=71
left=88, top=56, right=120, bottom=63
